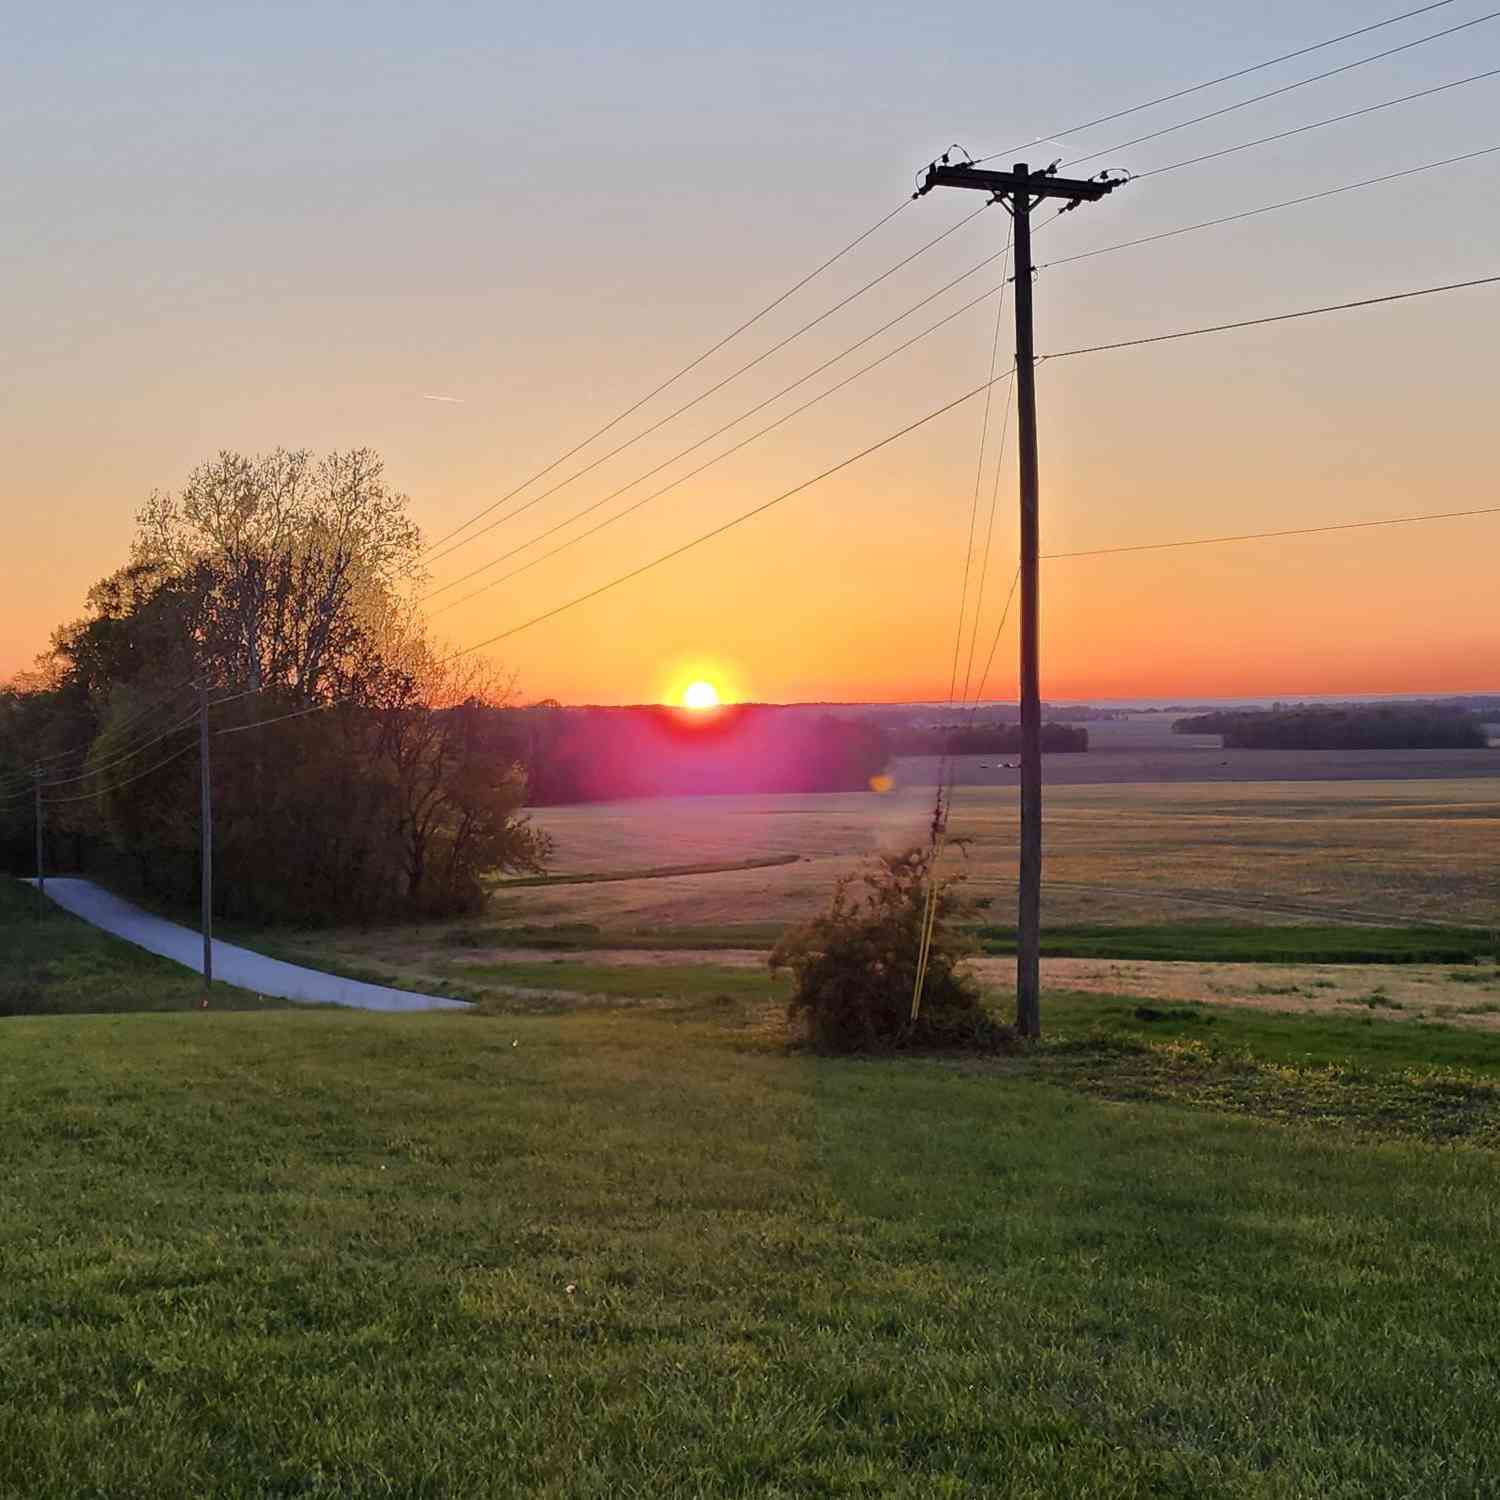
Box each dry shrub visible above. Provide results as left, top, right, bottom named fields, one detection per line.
left=770, top=846, right=1016, bottom=1054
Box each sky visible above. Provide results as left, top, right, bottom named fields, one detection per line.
left=3, top=0, right=1497, bottom=705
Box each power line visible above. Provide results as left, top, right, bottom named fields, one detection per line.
left=1044, top=273, right=1500, bottom=358
left=0, top=675, right=199, bottom=792
left=29, top=522, right=1496, bottom=789
left=419, top=197, right=913, bottom=559
left=439, top=366, right=1018, bottom=665
left=427, top=163, right=1496, bottom=624
left=436, top=153, right=1498, bottom=622
left=929, top=506, right=1500, bottom=699
left=0, top=686, right=253, bottom=803
left=949, top=239, right=1013, bottom=707
left=38, top=704, right=201, bottom=786
left=960, top=367, right=1017, bottom=707
left=929, top=244, right=1014, bottom=866
left=429, top=284, right=1017, bottom=619
left=439, top=262, right=1500, bottom=667
left=215, top=701, right=335, bottom=736
left=423, top=205, right=991, bottom=571
left=1045, top=505, right=1500, bottom=561
left=1138, top=66, right=1500, bottom=178
left=42, top=740, right=198, bottom=805
left=81, top=676, right=198, bottom=746
left=0, top=764, right=49, bottom=799
left=1041, top=144, right=1500, bottom=270
left=429, top=158, right=1494, bottom=645
left=969, top=569, right=1023, bottom=712
left=423, top=237, right=1016, bottom=607
left=36, top=688, right=257, bottom=787
left=973, top=0, right=1462, bottom=163
left=23, top=277, right=1494, bottom=769
left=1061, top=7, right=1500, bottom=170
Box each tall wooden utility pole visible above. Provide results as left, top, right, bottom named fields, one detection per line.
left=198, top=680, right=214, bottom=994
left=918, top=161, right=1122, bottom=1038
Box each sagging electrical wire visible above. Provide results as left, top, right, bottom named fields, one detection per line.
left=1060, top=7, right=1500, bottom=171
left=1138, top=65, right=1500, bottom=178
left=423, top=234, right=1017, bottom=607
left=420, top=197, right=917, bottom=559
left=971, top=0, right=1463, bottom=163
left=422, top=204, right=990, bottom=569
left=429, top=282, right=1020, bottom=619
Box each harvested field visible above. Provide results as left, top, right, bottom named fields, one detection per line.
left=503, top=775, right=1500, bottom=931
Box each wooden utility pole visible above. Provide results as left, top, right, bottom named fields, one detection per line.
left=199, top=681, right=214, bottom=994
left=918, top=160, right=1123, bottom=1038
left=34, top=766, right=44, bottom=923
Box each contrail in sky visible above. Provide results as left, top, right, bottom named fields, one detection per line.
left=421, top=393, right=464, bottom=403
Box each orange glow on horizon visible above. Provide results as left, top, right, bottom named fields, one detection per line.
left=4, top=20, right=1498, bottom=711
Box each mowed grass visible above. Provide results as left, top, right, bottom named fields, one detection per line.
left=459, top=959, right=791, bottom=1006
left=6, top=899, right=1500, bottom=1495
left=1041, top=989, right=1500, bottom=1078
left=0, top=879, right=288, bottom=1016
left=1033, top=992, right=1500, bottom=1143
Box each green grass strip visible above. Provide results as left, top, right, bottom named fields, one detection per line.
left=978, top=921, right=1497, bottom=965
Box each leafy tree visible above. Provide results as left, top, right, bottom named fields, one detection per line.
left=371, top=656, right=552, bottom=916
left=6, top=447, right=551, bottom=919
left=132, top=447, right=421, bottom=702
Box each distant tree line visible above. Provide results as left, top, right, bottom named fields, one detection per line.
left=489, top=703, right=892, bottom=804
left=886, top=722, right=1089, bottom=755
left=860, top=703, right=1121, bottom=730
left=1171, top=704, right=1490, bottom=750
left=0, top=449, right=550, bottom=922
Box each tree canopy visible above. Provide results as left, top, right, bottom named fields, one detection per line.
left=1, top=448, right=549, bottom=920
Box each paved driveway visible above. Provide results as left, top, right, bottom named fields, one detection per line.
left=32, top=879, right=469, bottom=1013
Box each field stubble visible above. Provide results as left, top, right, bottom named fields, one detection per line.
left=503, top=776, right=1500, bottom=931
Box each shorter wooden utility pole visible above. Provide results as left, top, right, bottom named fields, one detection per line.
left=34, top=766, right=44, bottom=922
left=199, top=681, right=214, bottom=993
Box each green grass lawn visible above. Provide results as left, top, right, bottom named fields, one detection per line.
left=0, top=878, right=288, bottom=1016
left=6, top=883, right=1500, bottom=1496
left=1042, top=990, right=1500, bottom=1077
left=459, top=959, right=791, bottom=1006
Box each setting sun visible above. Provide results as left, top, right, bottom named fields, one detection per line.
left=682, top=679, right=720, bottom=710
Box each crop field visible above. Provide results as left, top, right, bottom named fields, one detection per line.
left=492, top=774, right=1500, bottom=933
left=225, top=769, right=1500, bottom=1047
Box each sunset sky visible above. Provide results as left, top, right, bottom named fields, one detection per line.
left=4, top=0, right=1497, bottom=704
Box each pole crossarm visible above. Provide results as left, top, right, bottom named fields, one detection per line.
left=919, top=162, right=1126, bottom=204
